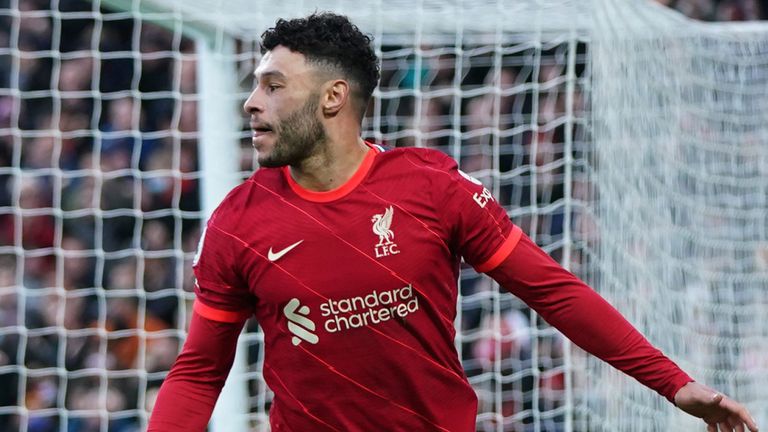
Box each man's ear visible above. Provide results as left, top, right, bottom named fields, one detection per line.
left=322, top=79, right=350, bottom=117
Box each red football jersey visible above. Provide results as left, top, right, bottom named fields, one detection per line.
left=192, top=144, right=521, bottom=431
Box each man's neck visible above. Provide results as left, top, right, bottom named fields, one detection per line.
left=288, top=137, right=370, bottom=192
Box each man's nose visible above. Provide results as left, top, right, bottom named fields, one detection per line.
left=243, top=88, right=264, bottom=114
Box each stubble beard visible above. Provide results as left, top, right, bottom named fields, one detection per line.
left=258, top=95, right=327, bottom=168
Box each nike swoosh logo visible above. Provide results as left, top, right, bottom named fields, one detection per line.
left=268, top=240, right=304, bottom=262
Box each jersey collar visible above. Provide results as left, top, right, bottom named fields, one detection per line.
left=282, top=142, right=381, bottom=203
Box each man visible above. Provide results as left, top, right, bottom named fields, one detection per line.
left=148, top=13, right=759, bottom=432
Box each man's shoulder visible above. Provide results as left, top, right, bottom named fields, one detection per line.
left=209, top=168, right=283, bottom=225
left=247, top=166, right=284, bottom=187
left=376, top=146, right=458, bottom=173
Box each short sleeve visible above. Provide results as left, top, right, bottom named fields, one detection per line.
left=192, top=215, right=254, bottom=323
left=436, top=155, right=522, bottom=273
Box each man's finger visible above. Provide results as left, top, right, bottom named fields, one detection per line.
left=728, top=415, right=745, bottom=432
left=748, top=421, right=759, bottom=432
left=741, top=410, right=759, bottom=431
left=746, top=417, right=759, bottom=432
left=719, top=396, right=759, bottom=432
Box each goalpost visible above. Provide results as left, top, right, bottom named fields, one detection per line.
left=0, top=0, right=766, bottom=431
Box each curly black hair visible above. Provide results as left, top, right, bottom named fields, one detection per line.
left=261, top=13, right=380, bottom=120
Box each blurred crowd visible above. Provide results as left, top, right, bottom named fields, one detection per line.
left=0, top=0, right=765, bottom=431
left=1, top=0, right=200, bottom=431
left=655, top=0, right=767, bottom=20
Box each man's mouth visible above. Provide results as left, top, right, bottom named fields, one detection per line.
left=252, top=125, right=274, bottom=137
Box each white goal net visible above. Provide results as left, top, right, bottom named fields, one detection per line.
left=0, top=1, right=765, bottom=431
left=584, top=2, right=768, bottom=431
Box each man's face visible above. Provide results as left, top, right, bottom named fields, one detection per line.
left=243, top=46, right=327, bottom=167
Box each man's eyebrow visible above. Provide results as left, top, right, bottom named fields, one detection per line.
left=252, top=70, right=287, bottom=82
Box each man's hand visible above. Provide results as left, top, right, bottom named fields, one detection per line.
left=674, top=381, right=759, bottom=432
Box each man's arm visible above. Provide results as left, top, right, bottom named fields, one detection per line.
left=486, top=233, right=758, bottom=432
left=148, top=310, right=244, bottom=431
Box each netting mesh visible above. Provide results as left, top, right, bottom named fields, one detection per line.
left=1, top=1, right=201, bottom=430
left=1, top=0, right=767, bottom=431
left=584, top=1, right=768, bottom=430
